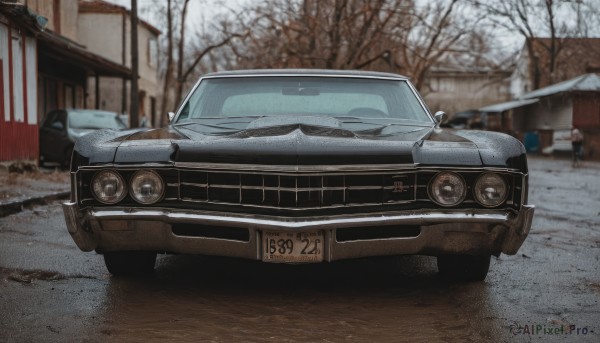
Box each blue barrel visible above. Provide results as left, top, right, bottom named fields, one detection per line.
left=524, top=131, right=539, bottom=152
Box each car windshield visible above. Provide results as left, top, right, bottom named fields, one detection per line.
left=175, top=76, right=432, bottom=124
left=68, top=111, right=126, bottom=130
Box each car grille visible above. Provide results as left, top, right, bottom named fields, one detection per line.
left=178, top=170, right=417, bottom=209
left=78, top=167, right=523, bottom=211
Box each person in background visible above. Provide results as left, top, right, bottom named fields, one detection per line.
left=570, top=127, right=584, bottom=167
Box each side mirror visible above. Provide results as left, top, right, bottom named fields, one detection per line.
left=168, top=112, right=175, bottom=123
left=434, top=111, right=448, bottom=128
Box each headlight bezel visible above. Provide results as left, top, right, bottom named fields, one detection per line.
left=91, top=170, right=128, bottom=204
left=129, top=169, right=165, bottom=205
left=473, top=172, right=509, bottom=208
left=428, top=171, right=467, bottom=207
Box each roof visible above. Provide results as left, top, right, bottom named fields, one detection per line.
left=37, top=29, right=131, bottom=77
left=0, top=2, right=131, bottom=78
left=479, top=99, right=539, bottom=113
left=0, top=2, right=47, bottom=33
left=78, top=0, right=161, bottom=35
left=521, top=73, right=600, bottom=99
left=203, top=69, right=409, bottom=79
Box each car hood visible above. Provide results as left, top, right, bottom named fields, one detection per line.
left=68, top=128, right=97, bottom=140
left=73, top=118, right=527, bottom=170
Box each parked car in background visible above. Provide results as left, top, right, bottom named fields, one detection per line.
left=40, top=109, right=126, bottom=168
left=444, top=110, right=482, bottom=129
left=63, top=70, right=534, bottom=281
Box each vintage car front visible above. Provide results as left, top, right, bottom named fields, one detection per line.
left=62, top=70, right=534, bottom=280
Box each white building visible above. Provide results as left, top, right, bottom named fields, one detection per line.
left=78, top=0, right=160, bottom=127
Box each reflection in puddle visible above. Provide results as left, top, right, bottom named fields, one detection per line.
left=98, top=255, right=510, bottom=342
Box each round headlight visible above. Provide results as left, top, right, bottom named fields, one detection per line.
left=474, top=173, right=508, bottom=207
left=92, top=170, right=127, bottom=204
left=429, top=172, right=466, bottom=207
left=129, top=170, right=164, bottom=204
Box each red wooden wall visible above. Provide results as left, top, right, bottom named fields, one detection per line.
left=0, top=21, right=39, bottom=162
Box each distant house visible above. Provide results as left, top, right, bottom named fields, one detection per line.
left=0, top=1, right=130, bottom=162
left=424, top=66, right=511, bottom=116
left=510, top=38, right=600, bottom=98
left=481, top=74, right=600, bottom=159
left=78, top=0, right=161, bottom=128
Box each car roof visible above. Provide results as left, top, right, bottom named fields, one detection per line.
left=66, top=109, right=118, bottom=116
left=202, top=69, right=408, bottom=80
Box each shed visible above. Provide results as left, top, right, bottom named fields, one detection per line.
left=480, top=74, right=600, bottom=158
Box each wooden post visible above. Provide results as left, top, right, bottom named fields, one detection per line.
left=94, top=73, right=99, bottom=109
left=129, top=0, right=139, bottom=128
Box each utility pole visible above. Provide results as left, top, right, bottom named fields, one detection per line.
left=129, top=0, right=139, bottom=128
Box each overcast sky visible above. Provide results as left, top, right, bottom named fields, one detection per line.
left=106, top=0, right=248, bottom=30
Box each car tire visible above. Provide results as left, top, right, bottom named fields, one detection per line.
left=436, top=255, right=491, bottom=281
left=103, top=251, right=157, bottom=276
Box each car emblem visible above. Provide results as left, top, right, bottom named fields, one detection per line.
left=392, top=180, right=409, bottom=193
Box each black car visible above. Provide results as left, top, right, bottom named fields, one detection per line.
left=39, top=109, right=126, bottom=167
left=62, top=70, right=534, bottom=281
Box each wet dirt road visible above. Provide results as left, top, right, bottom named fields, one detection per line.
left=1, top=157, right=598, bottom=342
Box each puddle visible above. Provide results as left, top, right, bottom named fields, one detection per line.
left=0, top=267, right=66, bottom=284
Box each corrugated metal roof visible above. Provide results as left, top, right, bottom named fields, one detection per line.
left=479, top=99, right=539, bottom=113
left=37, top=30, right=132, bottom=78
left=521, top=73, right=600, bottom=99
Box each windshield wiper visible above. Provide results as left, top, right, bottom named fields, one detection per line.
left=334, top=116, right=432, bottom=127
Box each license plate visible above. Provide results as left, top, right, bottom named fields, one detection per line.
left=262, top=230, right=324, bottom=263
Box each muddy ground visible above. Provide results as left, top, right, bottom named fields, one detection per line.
left=0, top=157, right=598, bottom=342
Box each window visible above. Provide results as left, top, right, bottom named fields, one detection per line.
left=0, top=59, right=3, bottom=120
left=221, top=92, right=388, bottom=117
left=181, top=76, right=431, bottom=123
left=148, top=38, right=157, bottom=68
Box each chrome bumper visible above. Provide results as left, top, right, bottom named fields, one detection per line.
left=62, top=202, right=534, bottom=261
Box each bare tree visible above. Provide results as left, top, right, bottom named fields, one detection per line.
left=130, top=0, right=140, bottom=128
left=159, top=0, right=174, bottom=126
left=174, top=0, right=191, bottom=108
left=144, top=0, right=248, bottom=111
left=222, top=0, right=491, bottom=92
left=227, top=0, right=415, bottom=71
left=471, top=0, right=600, bottom=88
left=392, top=0, right=487, bottom=91
left=174, top=27, right=247, bottom=105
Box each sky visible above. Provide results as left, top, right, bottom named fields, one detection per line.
left=106, top=0, right=249, bottom=31
left=104, top=0, right=597, bottom=65
left=105, top=0, right=525, bottom=55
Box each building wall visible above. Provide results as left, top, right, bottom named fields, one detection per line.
left=573, top=93, right=600, bottom=160
left=0, top=21, right=9, bottom=122
left=510, top=39, right=600, bottom=99
left=37, top=53, right=86, bottom=119
left=424, top=72, right=511, bottom=115
left=77, top=12, right=124, bottom=64
left=573, top=94, right=600, bottom=128
left=21, top=0, right=78, bottom=42
left=0, top=21, right=39, bottom=161
left=524, top=96, right=572, bottom=131
left=137, top=24, right=158, bottom=87
left=510, top=48, right=531, bottom=98
left=78, top=11, right=159, bottom=126
left=582, top=128, right=600, bottom=160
